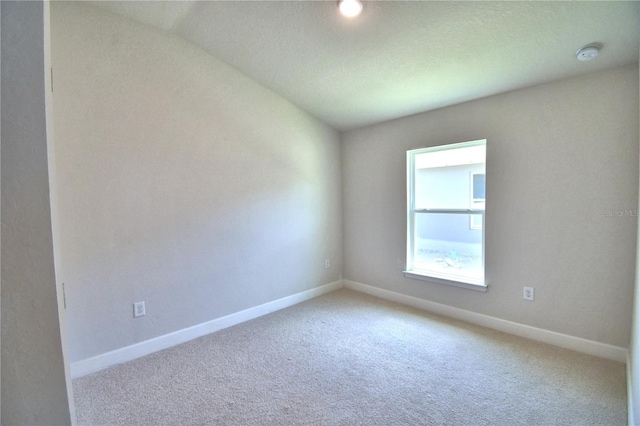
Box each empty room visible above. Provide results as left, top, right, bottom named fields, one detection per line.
left=2, top=0, right=640, bottom=424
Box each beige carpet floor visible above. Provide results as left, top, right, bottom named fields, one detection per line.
left=73, top=289, right=627, bottom=425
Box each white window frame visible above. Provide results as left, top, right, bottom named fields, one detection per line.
left=404, top=139, right=487, bottom=292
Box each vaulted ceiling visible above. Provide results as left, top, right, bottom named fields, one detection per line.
left=89, top=1, right=639, bottom=131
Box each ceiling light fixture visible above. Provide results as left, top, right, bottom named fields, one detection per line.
left=338, top=0, right=363, bottom=18
left=576, top=45, right=599, bottom=61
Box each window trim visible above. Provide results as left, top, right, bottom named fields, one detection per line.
left=404, top=139, right=487, bottom=291
left=402, top=270, right=488, bottom=292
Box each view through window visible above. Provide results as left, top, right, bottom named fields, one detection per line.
left=406, top=140, right=486, bottom=288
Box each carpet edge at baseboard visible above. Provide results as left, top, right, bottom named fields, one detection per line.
left=343, top=279, right=628, bottom=364
left=70, top=280, right=344, bottom=379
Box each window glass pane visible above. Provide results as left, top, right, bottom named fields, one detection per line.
left=472, top=173, right=485, bottom=200
left=415, top=164, right=485, bottom=209
left=412, top=213, right=483, bottom=282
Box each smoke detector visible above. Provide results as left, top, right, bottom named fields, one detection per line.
left=576, top=45, right=599, bottom=61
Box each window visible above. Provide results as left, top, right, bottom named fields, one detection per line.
left=404, top=140, right=487, bottom=291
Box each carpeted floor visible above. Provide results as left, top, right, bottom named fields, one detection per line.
left=73, top=289, right=627, bottom=425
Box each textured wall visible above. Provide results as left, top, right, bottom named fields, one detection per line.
left=342, top=64, right=639, bottom=348
left=50, top=3, right=342, bottom=363
left=1, top=1, right=72, bottom=424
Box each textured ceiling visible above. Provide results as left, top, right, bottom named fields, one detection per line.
left=89, top=1, right=639, bottom=131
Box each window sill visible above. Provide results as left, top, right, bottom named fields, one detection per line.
left=403, top=270, right=488, bottom=292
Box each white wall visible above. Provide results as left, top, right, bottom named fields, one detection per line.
left=1, top=1, right=72, bottom=423
left=50, top=3, right=342, bottom=363
left=342, top=64, right=639, bottom=348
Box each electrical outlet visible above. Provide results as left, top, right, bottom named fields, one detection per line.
left=134, top=301, right=145, bottom=317
left=523, top=287, right=534, bottom=301
left=325, top=259, right=331, bottom=269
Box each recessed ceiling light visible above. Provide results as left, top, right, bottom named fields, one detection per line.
left=338, top=0, right=363, bottom=18
left=576, top=45, right=599, bottom=61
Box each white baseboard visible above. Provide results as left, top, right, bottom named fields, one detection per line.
left=72, top=279, right=627, bottom=379
left=343, top=280, right=628, bottom=363
left=71, top=280, right=343, bottom=378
